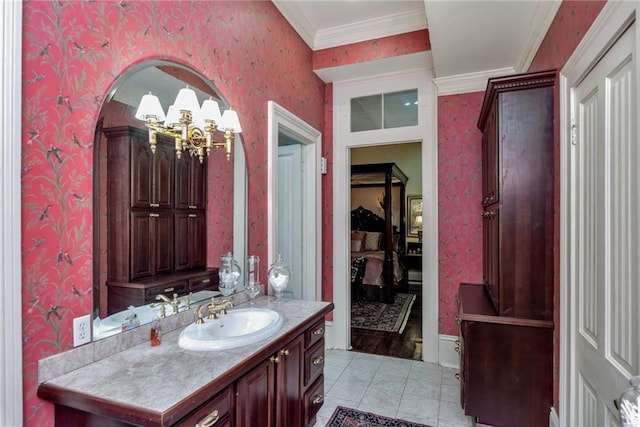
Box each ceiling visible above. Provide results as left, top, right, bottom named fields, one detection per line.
left=273, top=0, right=561, bottom=92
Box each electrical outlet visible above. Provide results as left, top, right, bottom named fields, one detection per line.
left=73, top=314, right=91, bottom=347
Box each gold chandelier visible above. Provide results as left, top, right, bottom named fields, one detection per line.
left=135, top=86, right=242, bottom=163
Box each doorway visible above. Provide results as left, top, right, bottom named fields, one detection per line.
left=349, top=143, right=423, bottom=360
left=267, top=101, right=322, bottom=301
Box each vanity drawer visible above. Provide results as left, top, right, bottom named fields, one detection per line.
left=174, top=386, right=232, bottom=426
left=305, top=338, right=325, bottom=386
left=303, top=375, right=324, bottom=427
left=190, top=273, right=218, bottom=293
left=305, top=319, right=325, bottom=348
left=145, top=281, right=188, bottom=303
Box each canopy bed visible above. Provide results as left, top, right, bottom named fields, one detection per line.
left=350, top=163, right=408, bottom=303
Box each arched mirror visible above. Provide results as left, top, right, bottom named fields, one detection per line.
left=92, top=60, right=247, bottom=340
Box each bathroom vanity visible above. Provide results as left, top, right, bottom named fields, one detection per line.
left=38, top=298, right=333, bottom=427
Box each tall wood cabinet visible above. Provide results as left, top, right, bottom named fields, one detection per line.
left=104, top=126, right=212, bottom=314
left=458, top=70, right=556, bottom=427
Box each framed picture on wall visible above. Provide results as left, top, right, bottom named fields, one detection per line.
left=407, top=195, right=423, bottom=237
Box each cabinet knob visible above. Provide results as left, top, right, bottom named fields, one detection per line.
left=196, top=409, right=219, bottom=427
left=280, top=349, right=290, bottom=356
left=312, top=327, right=325, bottom=336
left=269, top=355, right=279, bottom=364
left=312, top=356, right=324, bottom=366
left=312, top=394, right=324, bottom=405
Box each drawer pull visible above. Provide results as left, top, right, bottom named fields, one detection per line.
left=202, top=279, right=210, bottom=284
left=150, top=203, right=160, bottom=208
left=149, top=213, right=159, bottom=218
left=270, top=355, right=279, bottom=364
left=281, top=349, right=290, bottom=356
left=455, top=373, right=461, bottom=380
left=455, top=315, right=461, bottom=325
left=196, top=409, right=219, bottom=427
left=312, top=394, right=324, bottom=405
left=189, top=214, right=197, bottom=218
left=312, top=356, right=324, bottom=366
left=164, top=287, right=175, bottom=293
left=189, top=205, right=198, bottom=209
left=312, top=327, right=325, bottom=336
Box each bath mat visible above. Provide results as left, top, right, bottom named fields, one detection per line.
left=326, top=406, right=432, bottom=427
left=351, top=293, right=416, bottom=333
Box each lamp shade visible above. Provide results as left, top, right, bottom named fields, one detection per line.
left=164, top=105, right=180, bottom=127
left=173, top=86, right=200, bottom=117
left=412, top=215, right=423, bottom=228
left=220, top=108, right=242, bottom=133
left=135, top=92, right=165, bottom=122
left=200, top=98, right=222, bottom=123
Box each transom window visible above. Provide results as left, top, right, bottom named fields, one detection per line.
left=350, top=89, right=418, bottom=132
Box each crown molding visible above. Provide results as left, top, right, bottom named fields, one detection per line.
left=272, top=0, right=316, bottom=49
left=514, top=1, right=562, bottom=73
left=313, top=9, right=427, bottom=51
left=314, top=51, right=433, bottom=83
left=433, top=67, right=515, bottom=96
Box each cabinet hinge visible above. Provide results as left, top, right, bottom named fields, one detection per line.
left=571, top=123, right=577, bottom=146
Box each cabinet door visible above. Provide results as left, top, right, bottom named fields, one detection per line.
left=130, top=211, right=173, bottom=279
left=130, top=137, right=173, bottom=209
left=277, top=334, right=305, bottom=427
left=131, top=138, right=152, bottom=208
left=152, top=142, right=174, bottom=208
left=481, top=105, right=498, bottom=205
left=236, top=358, right=276, bottom=427
left=174, top=212, right=206, bottom=271
left=175, top=155, right=206, bottom=210
left=482, top=205, right=499, bottom=311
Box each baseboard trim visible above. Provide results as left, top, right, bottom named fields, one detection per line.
left=549, top=407, right=559, bottom=427
left=438, top=334, right=460, bottom=369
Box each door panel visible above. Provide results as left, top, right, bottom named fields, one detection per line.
left=572, top=23, right=637, bottom=425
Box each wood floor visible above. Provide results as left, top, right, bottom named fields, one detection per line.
left=350, top=286, right=422, bottom=361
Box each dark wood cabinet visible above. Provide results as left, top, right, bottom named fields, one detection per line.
left=104, top=126, right=211, bottom=312
left=174, top=212, right=206, bottom=272
left=175, top=154, right=206, bottom=210
left=106, top=269, right=218, bottom=314
left=130, top=211, right=173, bottom=279
left=459, top=70, right=556, bottom=427
left=236, top=321, right=325, bottom=427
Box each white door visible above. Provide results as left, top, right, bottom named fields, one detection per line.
left=570, top=22, right=638, bottom=425
left=277, top=143, right=303, bottom=298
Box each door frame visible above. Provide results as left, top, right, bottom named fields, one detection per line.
left=267, top=101, right=322, bottom=301
left=332, top=68, right=439, bottom=363
left=560, top=2, right=639, bottom=424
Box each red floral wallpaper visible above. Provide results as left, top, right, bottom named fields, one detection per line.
left=312, top=29, right=430, bottom=71
left=437, top=93, right=485, bottom=335
left=21, top=1, right=324, bottom=424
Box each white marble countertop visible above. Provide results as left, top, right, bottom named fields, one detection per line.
left=38, top=296, right=333, bottom=426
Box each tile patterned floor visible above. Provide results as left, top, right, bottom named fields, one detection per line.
left=314, top=349, right=473, bottom=427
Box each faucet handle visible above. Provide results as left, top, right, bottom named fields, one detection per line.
left=194, top=305, right=205, bottom=324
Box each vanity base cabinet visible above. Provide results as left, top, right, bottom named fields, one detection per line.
left=235, top=322, right=325, bottom=427
left=458, top=283, right=553, bottom=427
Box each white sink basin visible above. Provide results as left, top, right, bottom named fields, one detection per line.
left=178, top=308, right=283, bottom=351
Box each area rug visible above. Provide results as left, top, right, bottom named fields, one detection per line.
left=326, top=406, right=432, bottom=427
left=351, top=293, right=416, bottom=333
